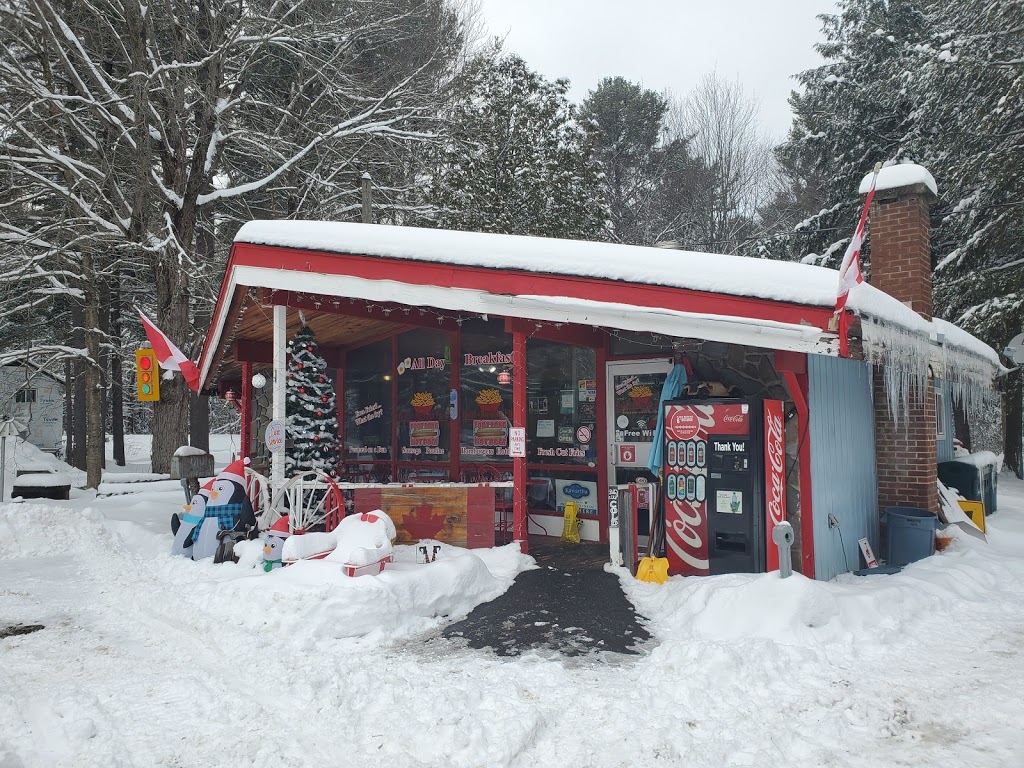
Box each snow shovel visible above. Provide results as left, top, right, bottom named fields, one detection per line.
left=636, top=492, right=669, bottom=584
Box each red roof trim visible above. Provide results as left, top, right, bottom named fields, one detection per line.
left=200, top=242, right=836, bottom=387
left=233, top=243, right=834, bottom=325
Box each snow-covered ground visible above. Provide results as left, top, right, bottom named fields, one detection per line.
left=2, top=438, right=1024, bottom=767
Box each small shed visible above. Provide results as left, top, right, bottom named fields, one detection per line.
left=0, top=366, right=64, bottom=454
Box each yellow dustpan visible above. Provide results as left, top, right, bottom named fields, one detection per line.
left=636, top=491, right=669, bottom=583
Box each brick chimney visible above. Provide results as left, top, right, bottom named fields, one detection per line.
left=865, top=164, right=939, bottom=516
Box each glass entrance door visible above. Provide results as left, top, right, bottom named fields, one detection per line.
left=605, top=359, right=672, bottom=488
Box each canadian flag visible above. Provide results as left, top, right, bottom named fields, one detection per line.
left=834, top=167, right=881, bottom=314
left=137, top=309, right=201, bottom=393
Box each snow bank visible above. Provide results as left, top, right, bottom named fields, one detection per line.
left=218, top=543, right=525, bottom=640
left=0, top=504, right=111, bottom=558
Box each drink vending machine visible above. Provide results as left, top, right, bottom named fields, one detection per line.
left=661, top=398, right=788, bottom=576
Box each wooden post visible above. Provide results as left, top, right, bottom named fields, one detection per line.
left=513, top=329, right=528, bottom=552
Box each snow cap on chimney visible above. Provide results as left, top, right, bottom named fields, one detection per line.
left=859, top=163, right=937, bottom=198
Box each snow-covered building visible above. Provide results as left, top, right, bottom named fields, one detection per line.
left=197, top=164, right=1001, bottom=581
left=0, top=365, right=64, bottom=454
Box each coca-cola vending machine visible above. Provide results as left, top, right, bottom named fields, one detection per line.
left=661, top=399, right=787, bottom=576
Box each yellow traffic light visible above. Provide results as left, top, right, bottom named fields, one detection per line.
left=135, top=349, right=160, bottom=401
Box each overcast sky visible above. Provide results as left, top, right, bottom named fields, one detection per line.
left=475, top=0, right=837, bottom=140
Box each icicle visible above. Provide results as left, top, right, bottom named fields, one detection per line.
left=861, top=317, right=999, bottom=427
left=861, top=318, right=931, bottom=426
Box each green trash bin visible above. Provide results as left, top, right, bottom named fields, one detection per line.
left=884, top=507, right=939, bottom=566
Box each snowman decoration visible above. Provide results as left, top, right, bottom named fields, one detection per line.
left=262, top=516, right=290, bottom=572
left=170, top=479, right=215, bottom=557
left=190, top=458, right=258, bottom=561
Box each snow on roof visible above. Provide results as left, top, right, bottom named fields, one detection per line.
left=933, top=318, right=1001, bottom=366
left=237, top=221, right=916, bottom=322
left=859, top=162, right=938, bottom=197
left=232, top=221, right=997, bottom=365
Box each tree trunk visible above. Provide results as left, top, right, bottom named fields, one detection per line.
left=1005, top=373, right=1023, bottom=479
left=71, top=302, right=88, bottom=471
left=150, top=256, right=190, bottom=474
left=110, top=283, right=126, bottom=466
left=63, top=359, right=73, bottom=460
left=83, top=253, right=104, bottom=488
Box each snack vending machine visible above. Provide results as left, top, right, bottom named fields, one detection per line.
left=661, top=398, right=787, bottom=576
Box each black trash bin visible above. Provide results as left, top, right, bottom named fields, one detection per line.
left=938, top=461, right=980, bottom=503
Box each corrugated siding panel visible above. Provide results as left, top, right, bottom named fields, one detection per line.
left=936, top=380, right=954, bottom=463
left=808, top=356, right=878, bottom=580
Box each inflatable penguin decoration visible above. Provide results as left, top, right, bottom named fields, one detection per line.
left=190, top=458, right=258, bottom=561
left=262, top=516, right=290, bottom=572
left=171, top=479, right=215, bottom=557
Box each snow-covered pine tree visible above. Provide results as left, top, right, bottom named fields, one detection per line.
left=426, top=45, right=609, bottom=240
left=286, top=326, right=340, bottom=477
left=915, top=0, right=1024, bottom=472
left=580, top=78, right=669, bottom=245
left=757, top=0, right=931, bottom=266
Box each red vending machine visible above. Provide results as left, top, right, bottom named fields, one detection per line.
left=661, top=399, right=787, bottom=576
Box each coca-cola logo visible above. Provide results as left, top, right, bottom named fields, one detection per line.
left=722, top=414, right=745, bottom=423
left=765, top=409, right=786, bottom=526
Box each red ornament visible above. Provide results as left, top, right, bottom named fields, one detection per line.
left=307, top=345, right=314, bottom=352
left=313, top=435, right=320, bottom=442
left=318, top=376, right=325, bottom=383
left=322, top=396, right=328, bottom=403
left=297, top=363, right=303, bottom=370
left=316, top=411, right=323, bottom=417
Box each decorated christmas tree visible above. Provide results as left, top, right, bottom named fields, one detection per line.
left=286, top=324, right=340, bottom=476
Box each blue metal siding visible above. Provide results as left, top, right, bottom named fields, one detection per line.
left=807, top=356, right=879, bottom=580
left=936, top=380, right=954, bottom=463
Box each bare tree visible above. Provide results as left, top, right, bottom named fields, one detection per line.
left=0, top=0, right=470, bottom=478
left=666, top=73, right=773, bottom=253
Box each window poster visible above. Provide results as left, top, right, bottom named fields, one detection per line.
left=536, top=419, right=555, bottom=438
left=555, top=479, right=598, bottom=518
left=397, top=329, right=450, bottom=461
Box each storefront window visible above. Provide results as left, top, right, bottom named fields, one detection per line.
left=527, top=470, right=600, bottom=520
left=344, top=340, right=392, bottom=463
left=460, top=319, right=512, bottom=464
left=527, top=340, right=597, bottom=466
left=397, top=329, right=451, bottom=463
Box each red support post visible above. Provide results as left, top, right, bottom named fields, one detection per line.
left=391, top=335, right=399, bottom=483
left=596, top=344, right=609, bottom=544
left=240, top=361, right=253, bottom=461
left=335, top=359, right=345, bottom=475
left=449, top=327, right=461, bottom=482
left=512, top=329, right=528, bottom=553
left=781, top=369, right=815, bottom=579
